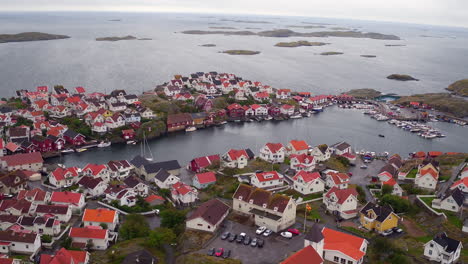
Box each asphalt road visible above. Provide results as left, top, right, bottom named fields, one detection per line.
left=349, top=158, right=386, bottom=202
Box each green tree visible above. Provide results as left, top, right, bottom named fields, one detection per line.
left=62, top=237, right=72, bottom=249
left=158, top=188, right=171, bottom=198
left=147, top=227, right=176, bottom=249
left=119, top=214, right=150, bottom=240
left=100, top=223, right=108, bottom=229
left=14, top=116, right=33, bottom=127
left=86, top=239, right=94, bottom=251
left=355, top=185, right=367, bottom=203
left=381, top=184, right=394, bottom=196
left=379, top=194, right=417, bottom=214
left=160, top=209, right=187, bottom=235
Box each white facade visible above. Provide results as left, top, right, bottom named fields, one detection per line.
left=154, top=174, right=180, bottom=189
left=323, top=191, right=358, bottom=219
left=424, top=238, right=462, bottom=264
left=259, top=145, right=285, bottom=164
left=415, top=173, right=437, bottom=190
left=293, top=177, right=325, bottom=195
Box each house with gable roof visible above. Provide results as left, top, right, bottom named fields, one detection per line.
left=330, top=141, right=352, bottom=155
left=359, top=202, right=399, bottom=233
left=251, top=171, right=284, bottom=189
left=281, top=245, right=323, bottom=264
left=193, top=171, right=217, bottom=189
left=171, top=182, right=198, bottom=205
left=287, top=140, right=309, bottom=156
left=50, top=191, right=85, bottom=211
left=186, top=199, right=230, bottom=233
left=0, top=172, right=28, bottom=195
left=0, top=152, right=43, bottom=172
left=153, top=169, right=180, bottom=189
left=290, top=154, right=316, bottom=172
left=48, top=167, right=80, bottom=188
left=293, top=171, right=324, bottom=195
left=188, top=154, right=220, bottom=173
left=259, top=143, right=285, bottom=163
left=381, top=178, right=403, bottom=196
left=323, top=187, right=358, bottom=219
left=17, top=188, right=50, bottom=206
left=123, top=175, right=149, bottom=197
left=310, top=145, right=332, bottom=162
left=39, top=248, right=90, bottom=264
left=432, top=188, right=464, bottom=213
left=82, top=164, right=110, bottom=182
left=450, top=177, right=468, bottom=194
left=304, top=223, right=368, bottom=264
left=0, top=230, right=41, bottom=255
left=232, top=184, right=296, bottom=232
left=221, top=149, right=253, bottom=169
left=35, top=204, right=72, bottom=223
left=19, top=215, right=62, bottom=236
left=325, top=171, right=350, bottom=190
left=78, top=176, right=108, bottom=197
left=82, top=208, right=119, bottom=231
left=280, top=104, right=295, bottom=116
left=415, top=164, right=439, bottom=190
left=107, top=160, right=132, bottom=180
left=424, top=232, right=462, bottom=264
left=69, top=227, right=109, bottom=250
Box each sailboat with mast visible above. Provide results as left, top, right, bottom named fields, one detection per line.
left=141, top=132, right=154, bottom=161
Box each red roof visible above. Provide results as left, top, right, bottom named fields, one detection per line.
left=171, top=182, right=194, bottom=196
left=227, top=103, right=243, bottom=111
left=281, top=104, right=294, bottom=110
left=290, top=154, right=314, bottom=164
left=83, top=164, right=107, bottom=176
left=75, top=86, right=86, bottom=93
left=383, top=178, right=397, bottom=186
left=5, top=142, right=20, bottom=152
left=325, top=187, right=357, bottom=205
left=293, top=171, right=321, bottom=183
left=255, top=171, right=282, bottom=182
left=52, top=167, right=79, bottom=181
left=289, top=140, right=308, bottom=151
left=255, top=92, right=269, bottom=98
left=69, top=227, right=107, bottom=239
left=195, top=172, right=217, bottom=184
left=40, top=248, right=88, bottom=264
left=265, top=143, right=284, bottom=154
left=327, top=172, right=350, bottom=185
left=193, top=154, right=220, bottom=169
left=450, top=178, right=468, bottom=189
left=145, top=195, right=165, bottom=203
left=428, top=151, right=443, bottom=157
left=341, top=152, right=356, bottom=159
left=414, top=151, right=426, bottom=158
left=50, top=191, right=82, bottom=205
left=281, top=245, right=323, bottom=264
left=323, top=227, right=366, bottom=261
left=0, top=152, right=43, bottom=167
left=83, top=208, right=117, bottom=223
left=419, top=167, right=439, bottom=180
left=227, top=149, right=248, bottom=161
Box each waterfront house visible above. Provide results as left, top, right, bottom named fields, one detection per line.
left=63, top=129, right=86, bottom=146
left=0, top=172, right=28, bottom=195
left=69, top=227, right=109, bottom=250
left=140, top=159, right=181, bottom=181
left=30, top=135, right=53, bottom=152
left=171, top=182, right=198, bottom=205
left=92, top=122, right=107, bottom=134
left=276, top=89, right=291, bottom=99
left=221, top=149, right=253, bottom=169
left=244, top=105, right=255, bottom=116
left=123, top=113, right=141, bottom=124
left=323, top=187, right=358, bottom=219
left=164, top=85, right=181, bottom=97
left=188, top=154, right=220, bottom=173
left=193, top=172, right=217, bottom=189
left=251, top=104, right=268, bottom=116
left=50, top=191, right=85, bottom=212
left=281, top=245, right=323, bottom=264
left=325, top=171, right=350, bottom=190
left=450, top=178, right=468, bottom=193
left=105, top=113, right=126, bottom=129
left=359, top=202, right=399, bottom=233
left=415, top=166, right=439, bottom=190
left=253, top=92, right=270, bottom=102
left=40, top=248, right=90, bottom=264
left=194, top=95, right=213, bottom=112
left=227, top=103, right=245, bottom=119
left=259, top=143, right=285, bottom=163
left=78, top=176, right=108, bottom=197
left=290, top=154, right=316, bottom=172
left=47, top=135, right=65, bottom=151
left=123, top=175, right=149, bottom=197
left=287, top=140, right=309, bottom=156
left=381, top=178, right=404, bottom=196
left=121, top=129, right=136, bottom=141
left=304, top=224, right=368, bottom=264
left=432, top=188, right=464, bottom=213
left=268, top=105, right=281, bottom=117
left=167, top=113, right=193, bottom=132
left=107, top=160, right=132, bottom=180
left=35, top=204, right=72, bottom=223
left=424, top=233, right=462, bottom=264
left=82, top=164, right=110, bottom=182
left=330, top=141, right=352, bottom=155
left=82, top=208, right=119, bottom=231
left=190, top=112, right=207, bottom=127
left=310, top=145, right=332, bottom=162
left=251, top=171, right=284, bottom=189
left=232, top=184, right=296, bottom=232
left=280, top=104, right=294, bottom=116
left=137, top=107, right=156, bottom=119
left=154, top=169, right=180, bottom=189
left=48, top=167, right=80, bottom=188
left=293, top=171, right=324, bottom=195
left=186, top=199, right=230, bottom=233
left=0, top=230, right=41, bottom=255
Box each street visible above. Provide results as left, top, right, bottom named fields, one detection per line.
left=349, top=157, right=386, bottom=202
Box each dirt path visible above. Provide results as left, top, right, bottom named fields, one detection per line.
left=401, top=218, right=426, bottom=237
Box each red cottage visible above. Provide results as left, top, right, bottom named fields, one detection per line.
left=31, top=135, right=54, bottom=152
left=268, top=105, right=281, bottom=117
left=122, top=129, right=136, bottom=140
left=63, top=129, right=86, bottom=146
left=167, top=113, right=193, bottom=132
left=188, top=154, right=220, bottom=173
left=227, top=103, right=245, bottom=119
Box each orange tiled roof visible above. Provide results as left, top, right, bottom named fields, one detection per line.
left=82, top=208, right=116, bottom=223
left=323, top=227, right=366, bottom=261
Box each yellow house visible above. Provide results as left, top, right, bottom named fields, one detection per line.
left=359, top=202, right=399, bottom=233
left=102, top=110, right=114, bottom=118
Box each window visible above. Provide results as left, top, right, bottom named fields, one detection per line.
left=26, top=245, right=29, bottom=249
left=348, top=261, right=353, bottom=264
left=430, top=243, right=434, bottom=248
left=429, top=250, right=432, bottom=255
left=340, top=258, right=346, bottom=264
left=334, top=256, right=339, bottom=262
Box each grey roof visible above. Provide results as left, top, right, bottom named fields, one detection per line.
left=332, top=141, right=351, bottom=151
left=433, top=232, right=461, bottom=253
left=360, top=202, right=394, bottom=222
left=446, top=188, right=464, bottom=207
left=124, top=176, right=144, bottom=188
left=245, top=148, right=255, bottom=159
left=36, top=204, right=69, bottom=215
left=78, top=176, right=103, bottom=189
left=45, top=218, right=55, bottom=228
left=124, top=94, right=138, bottom=100
left=143, top=160, right=181, bottom=174
left=154, top=170, right=171, bottom=182
left=63, top=129, right=82, bottom=139
left=20, top=216, right=35, bottom=226
left=304, top=223, right=324, bottom=242
left=130, top=155, right=150, bottom=168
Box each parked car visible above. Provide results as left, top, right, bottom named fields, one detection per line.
left=392, top=227, right=403, bottom=234
left=243, top=236, right=251, bottom=245
left=287, top=228, right=300, bottom=235
left=360, top=165, right=368, bottom=169
left=250, top=238, right=258, bottom=247
left=256, top=226, right=267, bottom=235
left=280, top=232, right=293, bottom=239
left=262, top=229, right=273, bottom=237
left=381, top=229, right=393, bottom=237
left=215, top=248, right=224, bottom=257
left=236, top=233, right=246, bottom=243
left=228, top=233, right=237, bottom=242
left=221, top=231, right=230, bottom=240
left=222, top=249, right=231, bottom=259
left=207, top=248, right=215, bottom=256
left=257, top=238, right=264, bottom=248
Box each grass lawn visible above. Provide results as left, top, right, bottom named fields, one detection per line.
left=176, top=253, right=242, bottom=264
left=91, top=238, right=166, bottom=264
left=296, top=202, right=323, bottom=221
left=419, top=196, right=435, bottom=208
left=199, top=175, right=239, bottom=201
left=445, top=212, right=463, bottom=229
left=406, top=168, right=418, bottom=178
left=414, top=235, right=433, bottom=243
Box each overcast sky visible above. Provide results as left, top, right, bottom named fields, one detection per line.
left=2, top=0, right=468, bottom=28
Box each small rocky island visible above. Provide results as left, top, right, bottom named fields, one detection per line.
left=275, top=41, right=329, bottom=47
left=0, top=32, right=70, bottom=43
left=221, top=50, right=260, bottom=55
left=96, top=35, right=137, bottom=41
left=200, top=44, right=216, bottom=47
left=447, top=79, right=468, bottom=96
left=385, top=44, right=406, bottom=47
left=346, top=88, right=382, bottom=99
left=360, top=55, right=377, bottom=58
left=320, top=51, right=343, bottom=56
left=209, top=26, right=237, bottom=29
left=387, top=74, right=419, bottom=81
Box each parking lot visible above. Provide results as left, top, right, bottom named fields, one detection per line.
left=199, top=220, right=304, bottom=264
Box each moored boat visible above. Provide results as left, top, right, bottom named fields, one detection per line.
left=97, top=141, right=111, bottom=148
left=185, top=126, right=197, bottom=132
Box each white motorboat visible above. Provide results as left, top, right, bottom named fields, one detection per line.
left=61, top=149, right=74, bottom=154
left=97, top=141, right=111, bottom=148
left=185, top=126, right=197, bottom=132
left=75, top=148, right=87, bottom=153
left=126, top=140, right=137, bottom=145
left=290, top=113, right=302, bottom=119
